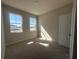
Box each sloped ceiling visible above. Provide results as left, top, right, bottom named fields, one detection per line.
left=2, top=0, right=73, bottom=15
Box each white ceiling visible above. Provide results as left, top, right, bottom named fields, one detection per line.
left=2, top=0, right=73, bottom=15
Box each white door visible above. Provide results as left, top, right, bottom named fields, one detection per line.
left=58, top=13, right=71, bottom=48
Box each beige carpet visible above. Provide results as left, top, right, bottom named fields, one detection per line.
left=5, top=39, right=69, bottom=59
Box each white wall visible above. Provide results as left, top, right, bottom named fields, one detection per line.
left=39, top=3, right=73, bottom=43
left=2, top=4, right=37, bottom=46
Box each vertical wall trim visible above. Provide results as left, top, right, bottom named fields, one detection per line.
left=1, top=8, right=5, bottom=59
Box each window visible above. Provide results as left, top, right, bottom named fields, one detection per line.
left=9, top=12, right=23, bottom=33
left=29, top=16, right=37, bottom=31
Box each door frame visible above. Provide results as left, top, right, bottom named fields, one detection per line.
left=70, top=0, right=77, bottom=59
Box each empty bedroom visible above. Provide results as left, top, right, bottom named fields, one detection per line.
left=1, top=0, right=76, bottom=59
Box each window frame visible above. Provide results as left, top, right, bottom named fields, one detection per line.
left=29, top=16, right=37, bottom=31
left=8, top=12, right=23, bottom=33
